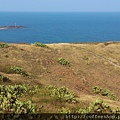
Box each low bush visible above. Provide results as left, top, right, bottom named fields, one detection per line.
left=60, top=107, right=71, bottom=113
left=0, top=85, right=36, bottom=114
left=33, top=42, right=48, bottom=48
left=10, top=66, right=29, bottom=76
left=0, top=42, right=9, bottom=48
left=57, top=58, right=71, bottom=67
left=60, top=99, right=120, bottom=114
left=0, top=74, right=10, bottom=82
left=77, top=99, right=112, bottom=113
left=93, top=86, right=119, bottom=101
left=45, top=85, right=78, bottom=103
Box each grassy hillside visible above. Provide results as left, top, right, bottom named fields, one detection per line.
left=0, top=42, right=120, bottom=113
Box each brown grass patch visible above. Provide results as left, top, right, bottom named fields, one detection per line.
left=0, top=42, right=120, bottom=112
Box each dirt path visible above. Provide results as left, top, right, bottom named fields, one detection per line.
left=75, top=46, right=120, bottom=69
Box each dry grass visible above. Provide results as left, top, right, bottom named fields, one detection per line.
left=0, top=42, right=120, bottom=112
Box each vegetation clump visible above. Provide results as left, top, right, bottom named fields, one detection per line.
left=60, top=99, right=120, bottom=114
left=0, top=74, right=10, bottom=82
left=10, top=66, right=29, bottom=76
left=83, top=55, right=89, bottom=60
left=45, top=85, right=78, bottom=103
left=57, top=58, right=71, bottom=67
left=0, top=84, right=119, bottom=115
left=33, top=42, right=48, bottom=48
left=93, top=86, right=119, bottom=101
left=77, top=99, right=113, bottom=113
left=0, top=85, right=36, bottom=114
left=0, top=42, right=9, bottom=48
left=60, top=107, right=71, bottom=113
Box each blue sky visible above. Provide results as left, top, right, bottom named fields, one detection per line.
left=0, top=0, right=120, bottom=12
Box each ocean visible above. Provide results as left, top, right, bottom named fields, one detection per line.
left=0, top=12, right=120, bottom=43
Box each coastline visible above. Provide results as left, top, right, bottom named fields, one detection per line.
left=3, top=41, right=120, bottom=45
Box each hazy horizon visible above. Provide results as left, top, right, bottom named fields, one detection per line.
left=0, top=0, right=120, bottom=12
left=0, top=11, right=120, bottom=13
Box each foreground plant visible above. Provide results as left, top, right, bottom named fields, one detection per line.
left=0, top=85, right=36, bottom=114
left=0, top=74, right=10, bottom=82
left=77, top=99, right=114, bottom=113
left=60, top=99, right=120, bottom=114
left=45, top=85, right=78, bottom=103
left=93, top=86, right=119, bottom=101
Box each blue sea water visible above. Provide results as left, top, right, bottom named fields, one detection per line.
left=0, top=12, right=120, bottom=43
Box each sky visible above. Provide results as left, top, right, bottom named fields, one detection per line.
left=0, top=0, right=120, bottom=12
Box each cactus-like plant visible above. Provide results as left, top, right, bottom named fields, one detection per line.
left=0, top=74, right=10, bottom=82
left=0, top=43, right=9, bottom=48
left=77, top=99, right=112, bottom=114
left=93, top=86, right=118, bottom=101
left=10, top=66, right=28, bottom=76
left=0, top=84, right=37, bottom=115
left=57, top=58, right=71, bottom=67
left=45, top=85, right=78, bottom=103
left=33, top=42, right=48, bottom=48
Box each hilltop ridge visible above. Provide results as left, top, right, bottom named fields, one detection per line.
left=0, top=42, right=120, bottom=113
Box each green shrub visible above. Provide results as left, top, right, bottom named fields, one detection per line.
left=0, top=43, right=9, bottom=48
left=93, top=86, right=118, bottom=101
left=57, top=58, right=71, bottom=67
left=0, top=74, right=10, bottom=82
left=10, top=66, right=28, bottom=76
left=45, top=85, right=78, bottom=103
left=60, top=99, right=120, bottom=114
left=0, top=84, right=46, bottom=119
left=77, top=99, right=112, bottom=114
left=33, top=42, right=48, bottom=48
left=60, top=107, right=71, bottom=113
left=0, top=85, right=36, bottom=114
